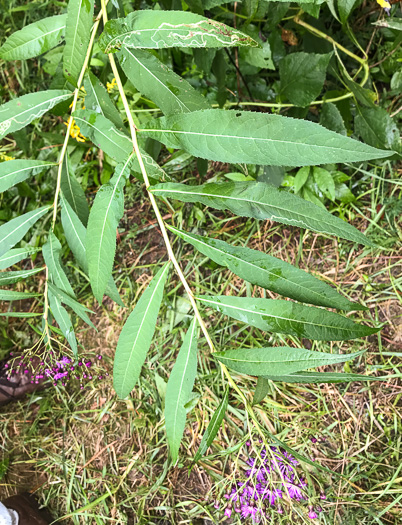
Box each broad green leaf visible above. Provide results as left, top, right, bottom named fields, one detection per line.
left=152, top=182, right=374, bottom=246
left=0, top=312, right=42, bottom=318
left=0, top=206, right=49, bottom=258
left=320, top=102, right=346, bottom=136
left=99, top=11, right=258, bottom=53
left=355, top=107, right=400, bottom=151
left=84, top=71, right=125, bottom=131
left=279, top=52, right=332, bottom=107
left=215, top=346, right=365, bottom=376
left=0, top=15, right=67, bottom=61
left=263, top=371, right=384, bottom=383
left=113, top=262, right=170, bottom=398
left=118, top=48, right=209, bottom=115
left=60, top=194, right=124, bottom=306
left=192, top=386, right=228, bottom=463
left=42, top=232, right=75, bottom=297
left=141, top=109, right=390, bottom=166
left=0, top=247, right=40, bottom=270
left=168, top=226, right=363, bottom=311
left=0, top=267, right=44, bottom=285
left=63, top=0, right=95, bottom=86
left=0, top=159, right=56, bottom=193
left=47, top=282, right=95, bottom=330
left=197, top=296, right=379, bottom=341
left=48, top=289, right=78, bottom=354
left=73, top=110, right=168, bottom=182
left=373, top=18, right=402, bottom=31
left=0, top=289, right=41, bottom=301
left=165, top=318, right=198, bottom=464
left=87, top=154, right=133, bottom=303
left=253, top=377, right=270, bottom=405
left=313, top=167, right=336, bottom=201
left=337, top=0, right=358, bottom=24
left=60, top=152, right=89, bottom=226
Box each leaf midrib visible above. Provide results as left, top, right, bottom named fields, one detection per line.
left=2, top=18, right=66, bottom=57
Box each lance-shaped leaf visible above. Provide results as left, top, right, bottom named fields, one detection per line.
left=118, top=48, right=209, bottom=115
left=165, top=318, right=198, bottom=464
left=0, top=206, right=49, bottom=259
left=262, top=371, right=384, bottom=383
left=0, top=290, right=41, bottom=301
left=84, top=72, right=125, bottom=131
left=0, top=15, right=67, bottom=61
left=0, top=267, right=44, bottom=286
left=63, top=0, right=95, bottom=86
left=73, top=110, right=168, bottom=182
left=197, top=296, right=379, bottom=341
left=48, top=289, right=78, bottom=354
left=47, top=282, right=95, bottom=330
left=141, top=109, right=390, bottom=166
left=152, top=182, right=373, bottom=246
left=0, top=90, right=72, bottom=140
left=214, top=346, right=365, bottom=376
left=0, top=159, right=56, bottom=193
left=87, top=154, right=133, bottom=303
left=0, top=247, right=40, bottom=270
left=192, top=386, right=228, bottom=463
left=42, top=232, right=75, bottom=298
left=168, top=226, right=363, bottom=310
left=60, top=152, right=89, bottom=226
left=99, top=10, right=258, bottom=53
left=113, top=262, right=171, bottom=398
left=253, top=377, right=270, bottom=405
left=0, top=312, right=42, bottom=318
left=60, top=194, right=124, bottom=306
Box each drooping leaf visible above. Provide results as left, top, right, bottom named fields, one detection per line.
left=48, top=289, right=78, bottom=354
left=118, top=48, right=210, bottom=115
left=355, top=107, right=400, bottom=151
left=0, top=247, right=40, bottom=270
left=0, top=289, right=41, bottom=301
left=99, top=10, right=258, bottom=53
left=63, top=0, right=95, bottom=86
left=42, top=232, right=75, bottom=297
left=192, top=386, right=228, bottom=463
left=84, top=71, right=125, bottom=130
left=113, top=262, right=171, bottom=398
left=0, top=267, right=44, bottom=286
left=263, top=371, right=384, bottom=383
left=141, top=109, right=390, bottom=166
left=215, top=346, right=365, bottom=376
left=152, top=182, right=374, bottom=246
left=319, top=102, right=347, bottom=136
left=0, top=206, right=50, bottom=258
left=168, top=226, right=363, bottom=311
left=165, top=318, right=198, bottom=464
left=0, top=90, right=72, bottom=140
left=197, top=296, right=379, bottom=341
left=60, top=193, right=124, bottom=306
left=373, top=18, right=402, bottom=31
left=253, top=377, right=270, bottom=405
left=60, top=152, right=89, bottom=226
left=0, top=159, right=56, bottom=193
left=337, top=0, right=359, bottom=24
left=47, top=282, right=95, bottom=330
left=0, top=15, right=67, bottom=61
left=87, top=154, right=133, bottom=303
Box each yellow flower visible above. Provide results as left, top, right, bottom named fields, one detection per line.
left=64, top=116, right=86, bottom=143
left=376, top=0, right=391, bottom=10
left=0, top=152, right=15, bottom=161
left=107, top=77, right=117, bottom=92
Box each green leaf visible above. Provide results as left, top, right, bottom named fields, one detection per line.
left=42, top=232, right=75, bottom=298
left=99, top=10, right=258, bottom=53
left=0, top=267, right=44, bottom=286
left=293, top=166, right=310, bottom=193
left=118, top=48, right=209, bottom=115
left=60, top=153, right=89, bottom=226
left=63, top=0, right=95, bottom=86
left=87, top=154, right=133, bottom=303
left=165, top=318, right=198, bottom=464
left=0, top=312, right=42, bottom=318
left=0, top=90, right=72, bottom=140
left=113, top=262, right=170, bottom=398
left=0, top=206, right=49, bottom=258
left=263, top=371, right=384, bottom=383
left=141, top=109, right=390, bottom=166
left=0, top=289, right=41, bottom=301
left=60, top=193, right=124, bottom=306
left=0, top=247, right=40, bottom=270
left=253, top=377, right=270, bottom=405
left=48, top=289, right=78, bottom=354
left=373, top=18, right=402, bottom=31
left=319, top=102, right=346, bottom=136
left=215, top=346, right=365, bottom=376
left=197, top=296, right=379, bottom=341
left=355, top=107, right=400, bottom=151
left=47, top=282, right=95, bottom=330
left=168, top=226, right=362, bottom=311
left=192, top=386, right=228, bottom=463
left=279, top=52, right=332, bottom=107
left=84, top=71, right=125, bottom=131
left=337, top=0, right=358, bottom=24
left=0, top=15, right=67, bottom=61
left=0, top=159, right=56, bottom=193
left=313, top=167, right=336, bottom=201
left=152, top=181, right=374, bottom=246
